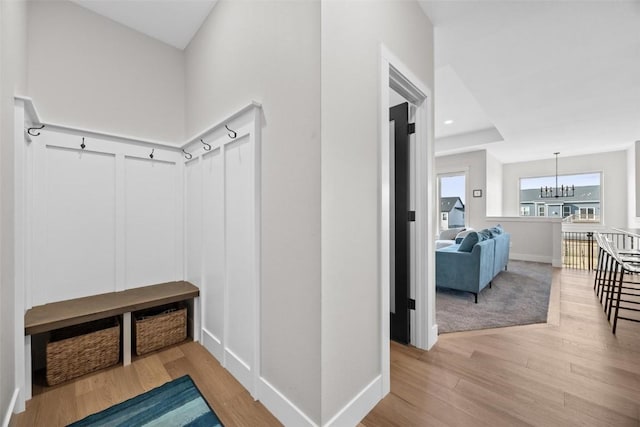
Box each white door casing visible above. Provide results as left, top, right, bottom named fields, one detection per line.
left=379, top=45, right=435, bottom=397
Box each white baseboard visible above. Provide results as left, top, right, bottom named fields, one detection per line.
left=552, top=257, right=562, bottom=268
left=324, top=375, right=382, bottom=427
left=428, top=323, right=439, bottom=350
left=224, top=348, right=254, bottom=398
left=510, top=253, right=552, bottom=264
left=259, top=375, right=384, bottom=427
left=258, top=377, right=318, bottom=427
left=2, top=388, right=19, bottom=427
left=201, top=328, right=223, bottom=363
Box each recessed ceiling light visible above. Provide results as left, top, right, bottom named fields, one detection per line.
left=444, top=120, right=454, bottom=125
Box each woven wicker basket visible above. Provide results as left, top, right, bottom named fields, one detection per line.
left=46, top=317, right=120, bottom=386
left=134, top=303, right=187, bottom=356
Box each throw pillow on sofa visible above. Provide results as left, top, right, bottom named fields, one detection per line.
left=455, top=228, right=474, bottom=244
left=458, top=231, right=479, bottom=252
left=478, top=229, right=493, bottom=240
left=489, top=224, right=504, bottom=235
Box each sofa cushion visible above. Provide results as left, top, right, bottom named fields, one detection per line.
left=458, top=231, right=479, bottom=252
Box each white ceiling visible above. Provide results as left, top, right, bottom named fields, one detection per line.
left=70, top=0, right=217, bottom=50
left=435, top=65, right=495, bottom=138
left=69, top=1, right=640, bottom=164
left=421, top=0, right=640, bottom=163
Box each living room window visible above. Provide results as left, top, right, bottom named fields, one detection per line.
left=519, top=172, right=601, bottom=223
left=438, top=173, right=466, bottom=230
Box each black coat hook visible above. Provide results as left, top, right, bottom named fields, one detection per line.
left=201, top=139, right=212, bottom=151
left=80, top=137, right=86, bottom=149
left=27, top=124, right=45, bottom=137
left=225, top=125, right=237, bottom=139
left=182, top=149, right=193, bottom=160
left=150, top=149, right=154, bottom=159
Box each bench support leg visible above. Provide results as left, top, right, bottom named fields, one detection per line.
left=123, top=312, right=132, bottom=366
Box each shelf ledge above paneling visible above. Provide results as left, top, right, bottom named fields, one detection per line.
left=182, top=101, right=262, bottom=150
left=14, top=95, right=262, bottom=151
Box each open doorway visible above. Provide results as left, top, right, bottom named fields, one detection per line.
left=379, top=45, right=435, bottom=396
left=389, top=94, right=415, bottom=345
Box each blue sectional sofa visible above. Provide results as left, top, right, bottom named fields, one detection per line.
left=435, top=226, right=510, bottom=303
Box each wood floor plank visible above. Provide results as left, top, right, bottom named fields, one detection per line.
left=454, top=378, right=578, bottom=427
left=391, top=359, right=531, bottom=427
left=11, top=341, right=280, bottom=427
left=564, top=392, right=639, bottom=426
left=569, top=362, right=640, bottom=393
left=131, top=353, right=172, bottom=391
left=362, top=393, right=451, bottom=427
left=364, top=267, right=640, bottom=427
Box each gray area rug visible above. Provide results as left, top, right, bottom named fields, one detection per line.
left=436, top=260, right=552, bottom=334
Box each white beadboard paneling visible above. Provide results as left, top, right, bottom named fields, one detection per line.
left=16, top=99, right=262, bottom=418
left=36, top=145, right=116, bottom=305
left=124, top=156, right=178, bottom=288
left=202, top=148, right=224, bottom=360
left=224, top=135, right=255, bottom=387
left=185, top=158, right=202, bottom=287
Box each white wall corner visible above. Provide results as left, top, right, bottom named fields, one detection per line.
left=551, top=221, right=562, bottom=268
left=258, top=377, right=319, bottom=427
left=323, top=375, right=382, bottom=427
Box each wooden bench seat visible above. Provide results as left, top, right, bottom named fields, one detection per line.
left=25, top=281, right=200, bottom=371
left=25, top=281, right=199, bottom=336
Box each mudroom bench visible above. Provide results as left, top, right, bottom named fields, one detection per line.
left=24, top=281, right=200, bottom=368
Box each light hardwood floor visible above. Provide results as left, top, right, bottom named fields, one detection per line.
left=363, top=268, right=640, bottom=427
left=13, top=268, right=640, bottom=426
left=11, top=341, right=281, bottom=426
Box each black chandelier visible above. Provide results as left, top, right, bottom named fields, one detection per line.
left=540, top=152, right=575, bottom=199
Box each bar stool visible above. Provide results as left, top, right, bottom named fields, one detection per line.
left=603, top=241, right=640, bottom=334
left=593, top=232, right=609, bottom=299
left=593, top=233, right=629, bottom=306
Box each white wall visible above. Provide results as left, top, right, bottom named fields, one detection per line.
left=483, top=217, right=562, bottom=266
left=185, top=1, right=321, bottom=423
left=502, top=150, right=628, bottom=228
left=321, top=2, right=434, bottom=423
left=27, top=0, right=185, bottom=142
left=1, top=0, right=27, bottom=421
left=436, top=150, right=487, bottom=227
left=485, top=151, right=503, bottom=216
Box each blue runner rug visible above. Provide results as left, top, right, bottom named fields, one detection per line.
left=69, top=375, right=223, bottom=426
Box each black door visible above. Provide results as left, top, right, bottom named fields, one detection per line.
left=390, top=102, right=410, bottom=344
